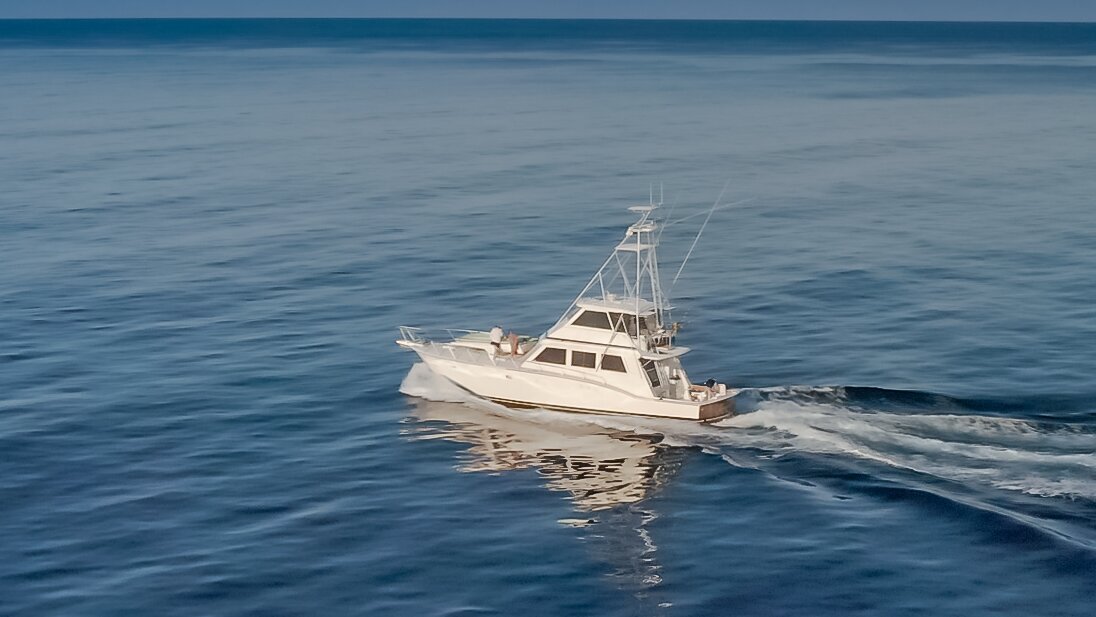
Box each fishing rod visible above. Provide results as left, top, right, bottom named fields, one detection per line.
left=671, top=181, right=729, bottom=290
left=662, top=196, right=753, bottom=230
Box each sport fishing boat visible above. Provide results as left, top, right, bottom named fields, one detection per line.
left=396, top=198, right=736, bottom=421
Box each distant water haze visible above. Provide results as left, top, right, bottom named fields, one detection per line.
left=2, top=19, right=1095, bottom=617
left=4, top=0, right=1096, bottom=21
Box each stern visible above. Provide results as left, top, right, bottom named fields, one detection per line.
left=699, top=396, right=735, bottom=422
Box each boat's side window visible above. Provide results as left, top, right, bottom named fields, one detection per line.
left=572, top=310, right=611, bottom=329
left=571, top=350, right=597, bottom=368
left=641, top=359, right=662, bottom=388
left=533, top=347, right=567, bottom=365
left=600, top=354, right=627, bottom=372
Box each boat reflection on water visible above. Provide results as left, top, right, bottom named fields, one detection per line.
left=406, top=398, right=684, bottom=512
left=404, top=397, right=686, bottom=595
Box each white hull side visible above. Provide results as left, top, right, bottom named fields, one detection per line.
left=414, top=352, right=732, bottom=421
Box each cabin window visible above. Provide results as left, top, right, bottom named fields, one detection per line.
left=572, top=310, right=612, bottom=330
left=571, top=350, right=597, bottom=368
left=600, top=354, right=626, bottom=372
left=607, top=312, right=635, bottom=336
left=641, top=359, right=662, bottom=388
left=533, top=347, right=567, bottom=365
left=607, top=312, right=655, bottom=336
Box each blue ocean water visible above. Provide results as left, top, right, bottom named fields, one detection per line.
left=2, top=18, right=1096, bottom=616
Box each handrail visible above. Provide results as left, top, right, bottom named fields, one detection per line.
left=411, top=339, right=525, bottom=369
left=397, top=326, right=491, bottom=344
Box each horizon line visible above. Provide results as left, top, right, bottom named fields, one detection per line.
left=2, top=16, right=1095, bottom=25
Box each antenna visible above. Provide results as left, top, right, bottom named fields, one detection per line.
left=655, top=194, right=680, bottom=246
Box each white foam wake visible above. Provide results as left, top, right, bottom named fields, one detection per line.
left=399, top=362, right=481, bottom=405
left=721, top=398, right=1096, bottom=500
left=399, top=364, right=1096, bottom=501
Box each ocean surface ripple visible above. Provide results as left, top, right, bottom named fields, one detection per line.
left=2, top=19, right=1095, bottom=617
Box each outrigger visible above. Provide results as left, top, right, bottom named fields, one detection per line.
left=397, top=194, right=735, bottom=421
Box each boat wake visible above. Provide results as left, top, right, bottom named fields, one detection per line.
left=723, top=387, right=1096, bottom=501
left=401, top=364, right=1096, bottom=547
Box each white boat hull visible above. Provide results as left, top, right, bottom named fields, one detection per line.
left=409, top=347, right=733, bottom=422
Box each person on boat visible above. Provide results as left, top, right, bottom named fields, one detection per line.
left=508, top=330, right=521, bottom=356
left=690, top=378, right=718, bottom=399
left=490, top=325, right=504, bottom=354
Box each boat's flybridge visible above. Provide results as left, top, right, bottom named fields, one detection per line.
left=397, top=195, right=735, bottom=421
left=528, top=204, right=703, bottom=400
